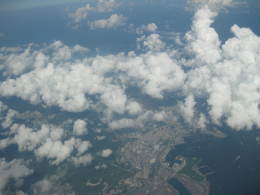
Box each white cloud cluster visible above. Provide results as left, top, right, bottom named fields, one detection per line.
left=70, top=0, right=119, bottom=23
left=32, top=175, right=75, bottom=195
left=89, top=14, right=126, bottom=29
left=136, top=23, right=158, bottom=34
left=1, top=2, right=260, bottom=133
left=0, top=123, right=92, bottom=165
left=73, top=119, right=88, bottom=136
left=184, top=5, right=260, bottom=130
left=0, top=38, right=185, bottom=116
left=69, top=0, right=124, bottom=29
left=0, top=158, right=33, bottom=193
left=0, top=41, right=88, bottom=76
left=69, top=4, right=92, bottom=24
left=190, top=0, right=233, bottom=9
left=109, top=110, right=173, bottom=129
left=138, top=34, right=166, bottom=52
left=100, top=149, right=113, bottom=158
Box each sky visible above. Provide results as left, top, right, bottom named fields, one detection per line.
left=0, top=0, right=260, bottom=194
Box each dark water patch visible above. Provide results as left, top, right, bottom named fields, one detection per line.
left=168, top=178, right=191, bottom=195
left=166, top=130, right=260, bottom=195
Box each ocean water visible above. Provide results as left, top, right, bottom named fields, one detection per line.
left=166, top=130, right=260, bottom=195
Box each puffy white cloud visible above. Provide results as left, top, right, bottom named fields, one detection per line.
left=138, top=34, right=166, bottom=52
left=71, top=154, right=93, bottom=166
left=190, top=0, right=233, bottom=9
left=95, top=0, right=119, bottom=12
left=100, top=149, right=113, bottom=158
left=136, top=23, right=158, bottom=34
left=0, top=122, right=93, bottom=165
left=185, top=6, right=221, bottom=65
left=10, top=124, right=63, bottom=152
left=0, top=101, right=8, bottom=113
left=1, top=109, right=18, bottom=128
left=35, top=138, right=75, bottom=165
left=73, top=119, right=88, bottom=136
left=69, top=0, right=119, bottom=24
left=32, top=175, right=75, bottom=195
left=1, top=2, right=260, bottom=133
left=0, top=158, right=33, bottom=193
left=0, top=41, right=88, bottom=76
left=179, top=94, right=196, bottom=124
left=126, top=101, right=142, bottom=115
left=184, top=5, right=260, bottom=130
left=75, top=140, right=92, bottom=155
left=0, top=39, right=185, bottom=116
left=146, top=23, right=158, bottom=32
left=89, top=14, right=126, bottom=29
left=108, top=110, right=174, bottom=130
left=69, top=4, right=92, bottom=24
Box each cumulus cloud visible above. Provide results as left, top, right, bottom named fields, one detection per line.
left=1, top=1, right=260, bottom=133
left=1, top=109, right=18, bottom=128
left=190, top=0, right=234, bottom=9
left=184, top=5, right=260, bottom=130
left=0, top=41, right=88, bottom=76
left=108, top=110, right=174, bottom=130
left=32, top=175, right=75, bottom=195
left=136, top=23, right=158, bottom=34
left=179, top=94, right=196, bottom=124
left=69, top=0, right=120, bottom=26
left=0, top=123, right=93, bottom=165
left=73, top=119, right=88, bottom=136
left=0, top=38, right=185, bottom=116
left=0, top=158, right=33, bottom=193
left=138, top=34, right=166, bottom=52
left=71, top=154, right=93, bottom=166
left=69, top=4, right=92, bottom=24
left=89, top=14, right=126, bottom=29
left=100, top=149, right=113, bottom=158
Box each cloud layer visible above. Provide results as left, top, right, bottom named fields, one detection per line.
left=1, top=2, right=260, bottom=131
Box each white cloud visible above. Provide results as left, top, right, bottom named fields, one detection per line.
left=71, top=154, right=93, bottom=166
left=179, top=94, right=196, bottom=124
left=75, top=140, right=92, bottom=155
left=0, top=39, right=185, bottom=115
left=35, top=138, right=75, bottom=165
left=138, top=34, right=166, bottom=52
left=1, top=2, right=260, bottom=132
left=1, top=109, right=18, bottom=128
left=126, top=101, right=142, bottom=115
left=96, top=0, right=119, bottom=12
left=0, top=101, right=8, bottom=113
left=69, top=4, right=92, bottom=24
left=185, top=6, right=221, bottom=65
left=32, top=175, right=75, bottom=195
left=100, top=149, right=113, bottom=158
left=69, top=0, right=119, bottom=25
left=89, top=14, right=126, bottom=29
left=146, top=23, right=158, bottom=32
left=0, top=158, right=33, bottom=193
left=0, top=122, right=93, bottom=165
left=108, top=110, right=174, bottom=130
left=136, top=23, right=158, bottom=34
left=184, top=5, right=260, bottom=130
left=73, top=119, right=88, bottom=136
left=190, top=0, right=233, bottom=9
